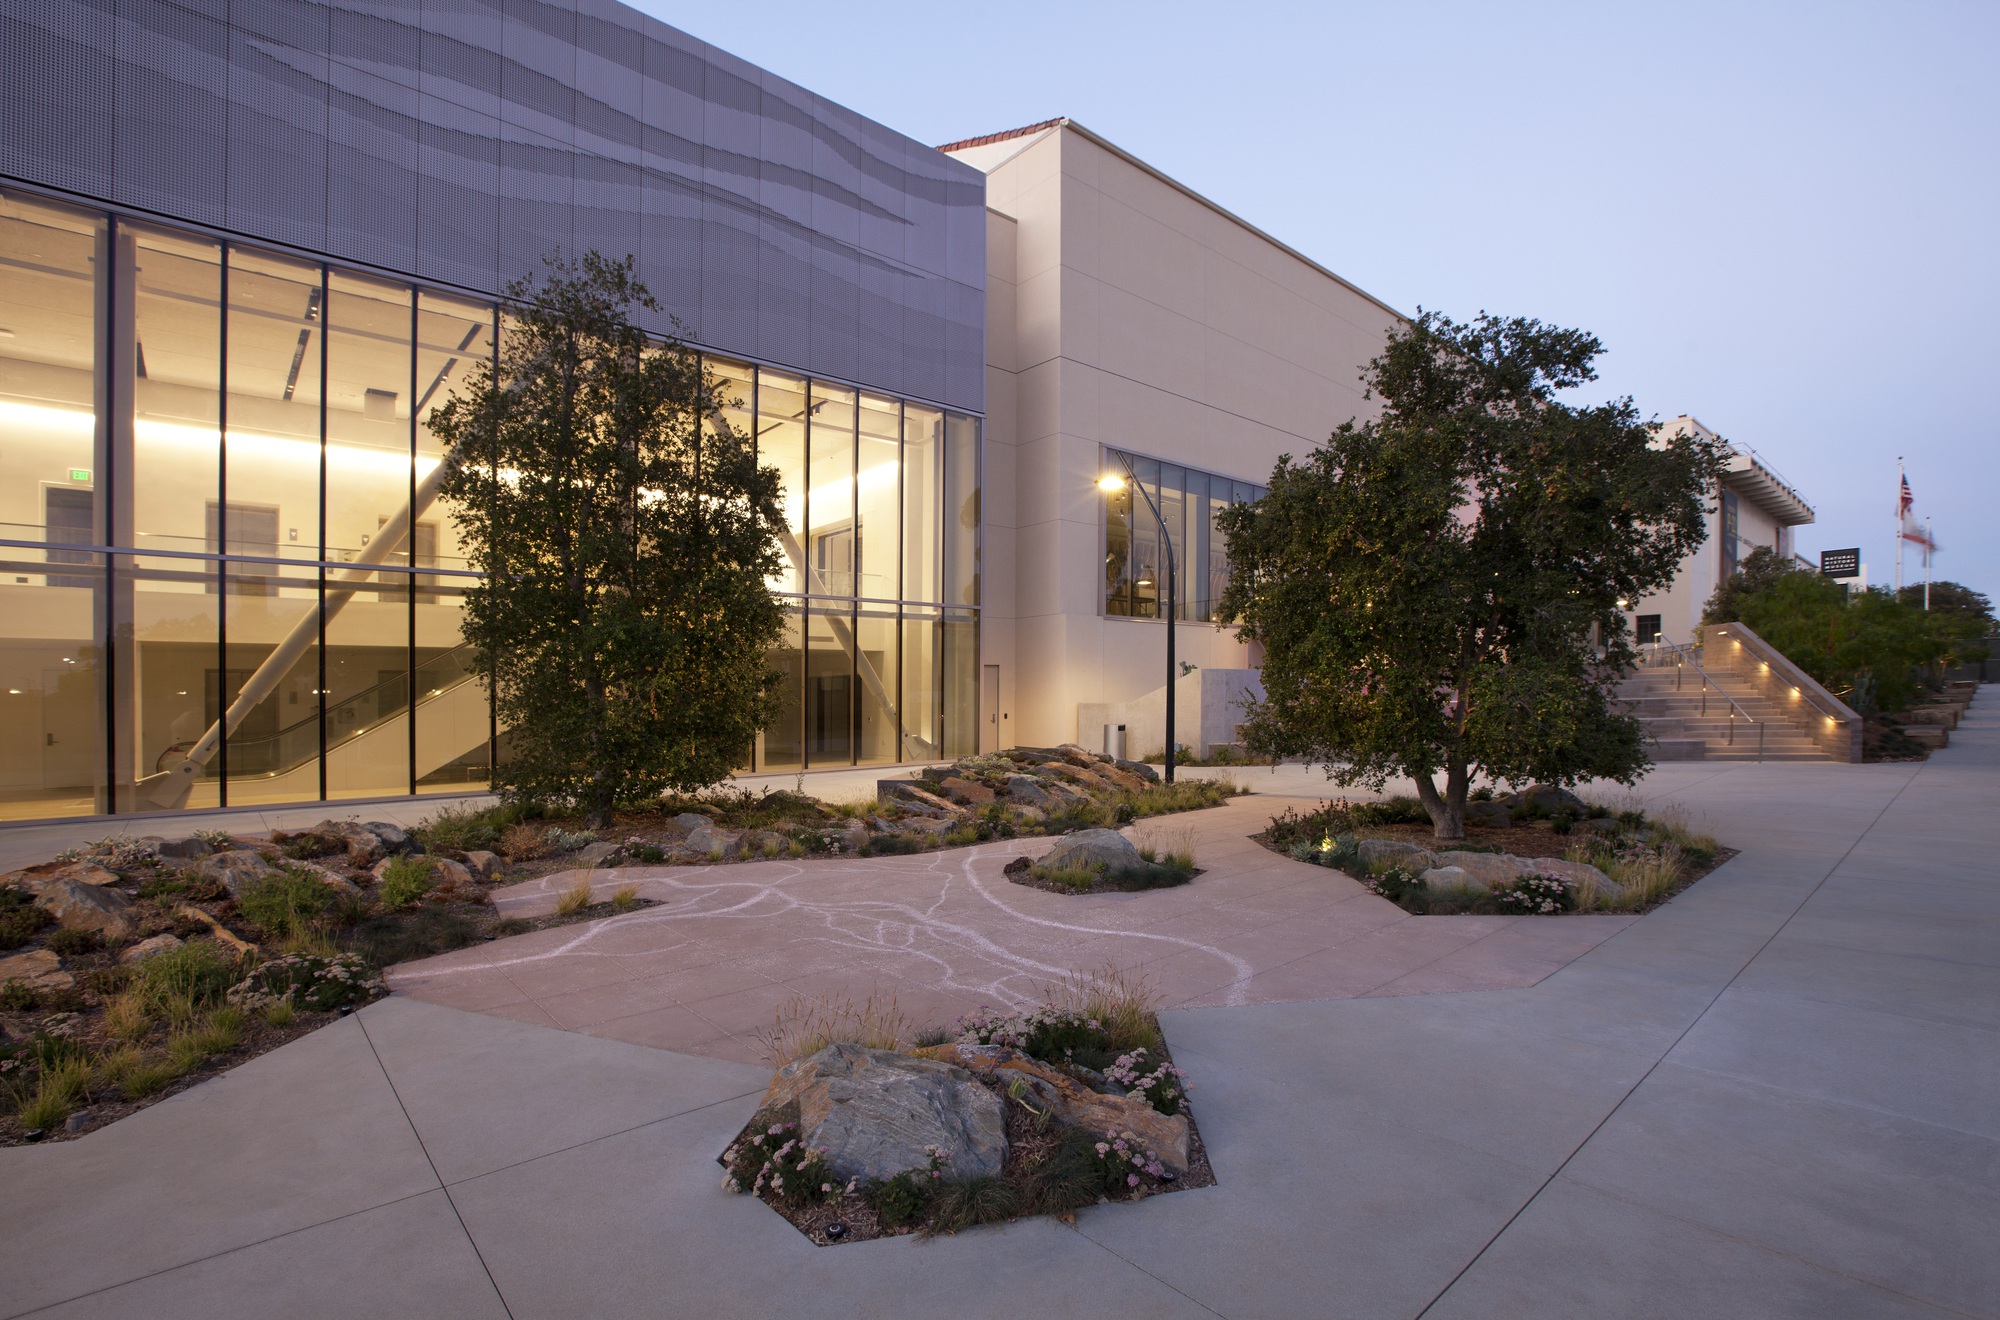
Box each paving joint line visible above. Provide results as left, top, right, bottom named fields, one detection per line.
left=1552, top=1168, right=1994, bottom=1319
left=1064, top=1219, right=1233, bottom=1319
left=1411, top=765, right=1925, bottom=1318
left=439, top=1086, right=770, bottom=1191
left=357, top=1013, right=519, bottom=1320
left=3, top=1185, right=444, bottom=1320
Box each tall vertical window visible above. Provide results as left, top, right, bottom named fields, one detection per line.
left=1102, top=447, right=1264, bottom=621
left=0, top=195, right=980, bottom=819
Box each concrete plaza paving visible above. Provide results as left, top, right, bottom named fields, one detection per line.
left=2, top=698, right=1995, bottom=1318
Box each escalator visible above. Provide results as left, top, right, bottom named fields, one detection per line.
left=157, top=643, right=491, bottom=799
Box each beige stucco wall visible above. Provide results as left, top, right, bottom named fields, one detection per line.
left=952, top=122, right=1404, bottom=749
left=1623, top=417, right=1810, bottom=646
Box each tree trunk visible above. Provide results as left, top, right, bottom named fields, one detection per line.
left=1413, top=763, right=1468, bottom=841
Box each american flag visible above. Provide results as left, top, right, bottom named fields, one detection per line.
left=1900, top=472, right=1937, bottom=551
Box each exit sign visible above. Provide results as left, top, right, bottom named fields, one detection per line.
left=1820, top=548, right=1860, bottom=579
left=68, top=468, right=90, bottom=482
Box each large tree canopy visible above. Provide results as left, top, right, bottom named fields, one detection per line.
left=1217, top=310, right=1726, bottom=839
left=431, top=253, right=787, bottom=825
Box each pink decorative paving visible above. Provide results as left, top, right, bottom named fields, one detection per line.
left=389, top=798, right=1635, bottom=1065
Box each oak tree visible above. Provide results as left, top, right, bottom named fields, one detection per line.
left=1217, top=311, right=1725, bottom=840
left=431, top=254, right=786, bottom=826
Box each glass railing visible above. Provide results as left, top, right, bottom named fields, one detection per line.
left=155, top=643, right=482, bottom=779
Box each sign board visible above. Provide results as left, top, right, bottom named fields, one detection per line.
left=68, top=468, right=91, bottom=483
left=1820, top=548, right=1860, bottom=579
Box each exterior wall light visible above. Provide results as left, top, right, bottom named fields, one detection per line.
left=1097, top=474, right=1127, bottom=492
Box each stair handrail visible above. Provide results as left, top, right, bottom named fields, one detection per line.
left=1706, top=621, right=1864, bottom=762
left=1638, top=637, right=1765, bottom=761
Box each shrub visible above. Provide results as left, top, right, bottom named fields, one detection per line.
left=0, top=887, right=54, bottom=949
left=0, top=980, right=39, bottom=1011
left=628, top=844, right=666, bottom=864
left=275, top=830, right=343, bottom=860
left=864, top=1168, right=936, bottom=1229
left=554, top=878, right=594, bottom=917
left=861, top=832, right=924, bottom=857
left=925, top=1175, right=1022, bottom=1235
left=1090, top=1129, right=1172, bottom=1198
left=228, top=951, right=382, bottom=1012
left=543, top=827, right=598, bottom=854
left=414, top=802, right=521, bottom=853
left=97, top=1045, right=180, bottom=1099
left=345, top=906, right=479, bottom=968
left=610, top=884, right=641, bottom=913
left=45, top=927, right=103, bottom=957
left=1038, top=964, right=1162, bottom=1054
left=1102, top=1047, right=1191, bottom=1115
left=1099, top=858, right=1196, bottom=891
left=500, top=822, right=548, bottom=860
left=375, top=856, right=436, bottom=911
left=165, top=1008, right=245, bottom=1072
left=955, top=1004, right=1115, bottom=1068
left=758, top=990, right=911, bottom=1067
left=104, top=992, right=152, bottom=1043
left=263, top=997, right=298, bottom=1028
left=722, top=1122, right=839, bottom=1206
left=133, top=941, right=242, bottom=1020
left=15, top=1058, right=90, bottom=1130
left=1019, top=1126, right=1111, bottom=1216
left=1363, top=866, right=1428, bottom=907
left=234, top=869, right=334, bottom=938
left=1492, top=873, right=1576, bottom=915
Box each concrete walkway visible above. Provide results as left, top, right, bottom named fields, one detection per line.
left=3, top=697, right=1995, bottom=1318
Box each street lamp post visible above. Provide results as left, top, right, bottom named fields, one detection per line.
left=1099, top=462, right=1176, bottom=783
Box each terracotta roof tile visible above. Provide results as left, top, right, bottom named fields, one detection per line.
left=935, top=118, right=1068, bottom=154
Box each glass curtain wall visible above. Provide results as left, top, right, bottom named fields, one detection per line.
left=731, top=364, right=980, bottom=771
left=1101, top=446, right=1264, bottom=621
left=0, top=190, right=980, bottom=820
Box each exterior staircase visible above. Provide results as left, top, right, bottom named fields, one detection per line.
left=1617, top=654, right=1833, bottom=762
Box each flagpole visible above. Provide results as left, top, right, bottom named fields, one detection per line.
left=1895, top=457, right=1904, bottom=596
left=1925, top=517, right=1932, bottom=611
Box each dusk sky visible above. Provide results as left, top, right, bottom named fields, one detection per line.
left=644, top=0, right=1999, bottom=604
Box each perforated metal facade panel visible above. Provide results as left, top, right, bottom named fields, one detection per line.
left=1, top=0, right=985, bottom=413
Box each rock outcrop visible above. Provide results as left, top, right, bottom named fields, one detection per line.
left=754, top=1043, right=1007, bottom=1183
left=35, top=877, right=139, bottom=941
left=1040, top=828, right=1143, bottom=873
left=912, top=1042, right=1190, bottom=1173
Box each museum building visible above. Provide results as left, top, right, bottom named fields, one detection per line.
left=0, top=3, right=1412, bottom=824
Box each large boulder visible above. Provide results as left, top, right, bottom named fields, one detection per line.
left=0, top=949, right=72, bottom=992
left=1003, top=774, right=1057, bottom=810
left=1504, top=784, right=1589, bottom=816
left=197, top=848, right=285, bottom=895
left=914, top=1042, right=1190, bottom=1173
left=938, top=776, right=996, bottom=808
left=313, top=820, right=417, bottom=866
left=1355, top=840, right=1438, bottom=873
left=1115, top=758, right=1161, bottom=783
left=36, top=878, right=138, bottom=941
left=119, top=933, right=185, bottom=964
left=1526, top=856, right=1621, bottom=898
left=1041, top=828, right=1143, bottom=873
left=1465, top=800, right=1513, bottom=827
left=2, top=860, right=121, bottom=896
left=755, top=1042, right=1006, bottom=1183
left=883, top=784, right=963, bottom=819
left=155, top=836, right=213, bottom=861
left=573, top=841, right=620, bottom=869
left=670, top=813, right=713, bottom=833
left=677, top=824, right=735, bottom=859
left=1420, top=866, right=1478, bottom=893
left=1431, top=851, right=1531, bottom=890
left=464, top=850, right=503, bottom=879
